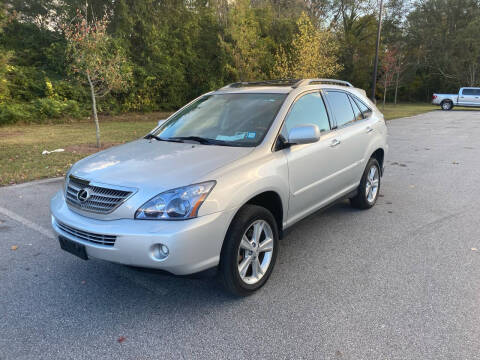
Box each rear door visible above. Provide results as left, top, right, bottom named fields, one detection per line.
left=323, top=90, right=373, bottom=189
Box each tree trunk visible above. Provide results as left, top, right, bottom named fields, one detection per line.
left=382, top=78, right=387, bottom=110
left=87, top=72, right=100, bottom=148
left=394, top=70, right=400, bottom=105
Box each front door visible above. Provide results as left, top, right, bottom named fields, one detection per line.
left=458, top=88, right=476, bottom=106
left=281, top=91, right=345, bottom=225
left=473, top=89, right=480, bottom=106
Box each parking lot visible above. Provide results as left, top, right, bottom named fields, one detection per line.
left=1, top=110, right=480, bottom=359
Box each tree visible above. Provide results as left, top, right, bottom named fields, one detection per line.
left=63, top=5, right=131, bottom=147
left=392, top=47, right=407, bottom=104
left=222, top=0, right=267, bottom=81
left=328, top=0, right=377, bottom=90
left=273, top=12, right=342, bottom=78
left=406, top=0, right=480, bottom=93
left=379, top=47, right=396, bottom=108
left=0, top=2, right=11, bottom=101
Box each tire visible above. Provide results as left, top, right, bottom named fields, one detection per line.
left=350, top=158, right=381, bottom=209
left=441, top=101, right=453, bottom=111
left=219, top=204, right=279, bottom=296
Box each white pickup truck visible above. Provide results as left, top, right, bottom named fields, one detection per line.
left=432, top=87, right=480, bottom=110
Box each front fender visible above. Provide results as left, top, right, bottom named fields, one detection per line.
left=197, top=150, right=289, bottom=227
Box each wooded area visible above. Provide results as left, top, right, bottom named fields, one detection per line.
left=0, top=0, right=479, bottom=125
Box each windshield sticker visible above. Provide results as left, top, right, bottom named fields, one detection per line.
left=247, top=132, right=256, bottom=139
left=216, top=133, right=246, bottom=141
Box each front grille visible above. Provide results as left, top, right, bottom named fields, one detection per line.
left=56, top=220, right=117, bottom=246
left=66, top=176, right=135, bottom=214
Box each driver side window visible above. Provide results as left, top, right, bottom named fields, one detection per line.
left=281, top=92, right=330, bottom=138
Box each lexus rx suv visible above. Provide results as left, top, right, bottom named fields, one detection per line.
left=50, top=79, right=388, bottom=296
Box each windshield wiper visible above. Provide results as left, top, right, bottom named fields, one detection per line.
left=167, top=136, right=230, bottom=146
left=144, top=133, right=183, bottom=143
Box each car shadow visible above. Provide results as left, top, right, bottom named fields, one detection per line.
left=433, top=108, right=480, bottom=112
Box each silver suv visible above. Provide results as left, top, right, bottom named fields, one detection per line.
left=50, top=79, right=388, bottom=295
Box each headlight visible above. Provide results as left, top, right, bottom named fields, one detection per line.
left=135, top=181, right=216, bottom=220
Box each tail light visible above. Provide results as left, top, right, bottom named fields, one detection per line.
left=432, top=95, right=437, bottom=100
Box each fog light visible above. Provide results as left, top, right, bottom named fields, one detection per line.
left=151, top=243, right=169, bottom=261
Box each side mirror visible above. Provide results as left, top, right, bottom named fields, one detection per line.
left=287, top=124, right=320, bottom=145
left=158, top=119, right=167, bottom=127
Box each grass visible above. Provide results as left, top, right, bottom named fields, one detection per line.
left=0, top=112, right=170, bottom=186
left=380, top=102, right=480, bottom=120
left=381, top=103, right=436, bottom=120
left=1, top=102, right=462, bottom=186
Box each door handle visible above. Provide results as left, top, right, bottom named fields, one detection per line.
left=330, top=139, right=341, bottom=147
left=366, top=126, right=375, bottom=133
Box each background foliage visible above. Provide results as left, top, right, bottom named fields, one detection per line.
left=0, top=0, right=479, bottom=125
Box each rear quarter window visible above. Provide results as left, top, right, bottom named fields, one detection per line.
left=350, top=97, right=372, bottom=118
left=349, top=96, right=364, bottom=121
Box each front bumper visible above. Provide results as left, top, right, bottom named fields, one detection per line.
left=50, top=191, right=236, bottom=275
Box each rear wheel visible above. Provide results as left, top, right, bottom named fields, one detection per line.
left=350, top=158, right=381, bottom=209
left=219, top=205, right=278, bottom=296
left=441, top=100, right=453, bottom=110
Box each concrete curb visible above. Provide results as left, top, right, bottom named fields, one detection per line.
left=1, top=177, right=63, bottom=190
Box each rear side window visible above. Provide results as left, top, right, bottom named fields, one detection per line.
left=462, top=89, right=475, bottom=95
left=324, top=91, right=355, bottom=127
left=474, top=89, right=480, bottom=95
left=283, top=92, right=330, bottom=136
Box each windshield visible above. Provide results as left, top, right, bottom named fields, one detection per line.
left=152, top=93, right=287, bottom=147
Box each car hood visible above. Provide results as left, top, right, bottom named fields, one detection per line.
left=70, top=139, right=253, bottom=194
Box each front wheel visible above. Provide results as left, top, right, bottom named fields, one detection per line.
left=350, top=158, right=381, bottom=209
left=219, top=205, right=278, bottom=296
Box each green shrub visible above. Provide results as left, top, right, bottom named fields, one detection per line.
left=0, top=102, right=33, bottom=124
left=32, top=98, right=85, bottom=120
left=0, top=98, right=85, bottom=125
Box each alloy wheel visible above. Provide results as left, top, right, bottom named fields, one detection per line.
left=365, top=165, right=380, bottom=203
left=237, top=220, right=274, bottom=285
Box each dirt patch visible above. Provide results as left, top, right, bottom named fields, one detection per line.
left=0, top=130, right=25, bottom=138
left=64, top=142, right=120, bottom=154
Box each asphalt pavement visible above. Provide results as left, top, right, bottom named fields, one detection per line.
left=1, top=109, right=480, bottom=359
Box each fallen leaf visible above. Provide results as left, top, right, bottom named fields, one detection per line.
left=452, top=161, right=459, bottom=165
left=117, top=336, right=126, bottom=343
left=11, top=245, right=18, bottom=250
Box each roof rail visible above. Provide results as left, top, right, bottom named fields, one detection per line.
left=218, top=78, right=354, bottom=91
left=292, top=79, right=354, bottom=88
left=221, top=79, right=300, bottom=89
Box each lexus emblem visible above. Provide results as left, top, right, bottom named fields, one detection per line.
left=77, top=188, right=91, bottom=202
